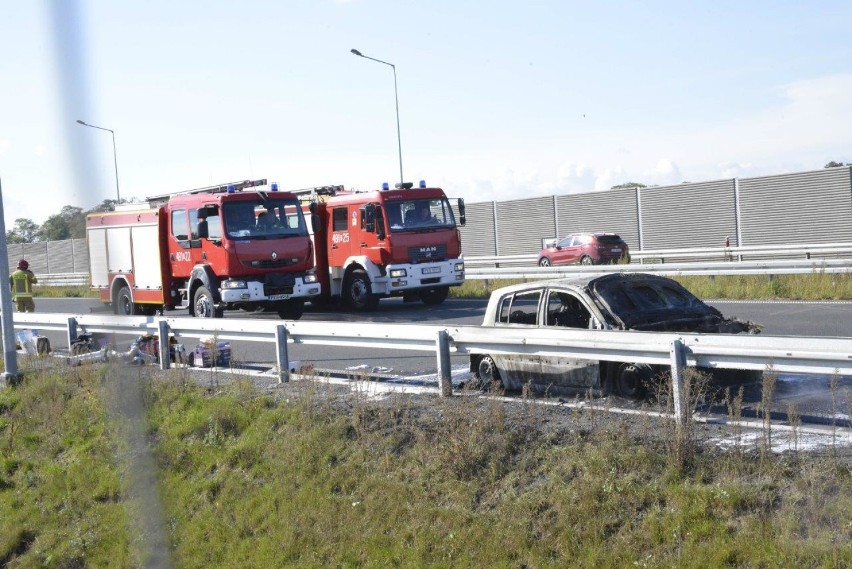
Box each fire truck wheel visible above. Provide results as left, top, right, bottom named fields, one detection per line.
left=418, top=286, right=449, bottom=306
left=344, top=269, right=379, bottom=311
left=277, top=301, right=304, bottom=320
left=115, top=286, right=137, bottom=316
left=193, top=286, right=223, bottom=318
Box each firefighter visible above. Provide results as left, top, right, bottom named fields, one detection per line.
left=9, top=259, right=38, bottom=312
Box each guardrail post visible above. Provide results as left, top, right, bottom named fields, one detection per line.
left=670, top=338, right=687, bottom=428
left=66, top=317, right=78, bottom=348
left=436, top=330, right=452, bottom=397
left=276, top=325, right=289, bottom=383
left=157, top=320, right=170, bottom=370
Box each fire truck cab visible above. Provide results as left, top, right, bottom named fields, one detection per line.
left=87, top=179, right=320, bottom=319
left=300, top=181, right=466, bottom=311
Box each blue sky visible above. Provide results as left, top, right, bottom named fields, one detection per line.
left=1, top=0, right=851, bottom=225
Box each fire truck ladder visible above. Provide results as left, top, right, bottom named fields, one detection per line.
left=146, top=179, right=269, bottom=206
left=292, top=185, right=344, bottom=202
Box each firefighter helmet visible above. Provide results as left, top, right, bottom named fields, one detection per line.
left=17, top=259, right=28, bottom=270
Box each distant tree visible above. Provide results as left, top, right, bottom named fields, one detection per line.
left=40, top=205, right=86, bottom=240
left=610, top=182, right=647, bottom=190
left=89, top=198, right=123, bottom=213
left=5, top=218, right=41, bottom=244
left=825, top=161, right=849, bottom=168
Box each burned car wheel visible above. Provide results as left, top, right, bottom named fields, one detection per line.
left=613, top=362, right=652, bottom=399
left=538, top=257, right=551, bottom=267
left=475, top=355, right=502, bottom=391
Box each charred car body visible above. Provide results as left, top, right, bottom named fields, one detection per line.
left=470, top=273, right=761, bottom=398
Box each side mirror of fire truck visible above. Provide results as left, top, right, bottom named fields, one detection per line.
left=364, top=204, right=376, bottom=233
left=457, top=198, right=466, bottom=226
left=197, top=208, right=209, bottom=239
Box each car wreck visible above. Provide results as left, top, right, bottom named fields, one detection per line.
left=470, top=273, right=761, bottom=398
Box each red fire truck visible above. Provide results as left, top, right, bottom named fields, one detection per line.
left=298, top=181, right=466, bottom=311
left=86, top=179, right=320, bottom=319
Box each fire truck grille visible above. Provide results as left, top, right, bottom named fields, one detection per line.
left=408, top=245, right=447, bottom=263
left=249, top=259, right=299, bottom=269
left=264, top=273, right=296, bottom=296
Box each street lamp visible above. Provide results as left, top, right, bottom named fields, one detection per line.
left=351, top=48, right=404, bottom=186
left=76, top=119, right=121, bottom=202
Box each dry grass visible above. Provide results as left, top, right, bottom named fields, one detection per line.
left=4, top=365, right=852, bottom=566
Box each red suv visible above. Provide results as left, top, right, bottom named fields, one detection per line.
left=538, top=232, right=630, bottom=266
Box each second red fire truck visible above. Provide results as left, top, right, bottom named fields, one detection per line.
left=298, top=181, right=466, bottom=311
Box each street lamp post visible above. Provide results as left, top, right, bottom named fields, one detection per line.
left=76, top=119, right=121, bottom=202
left=350, top=48, right=404, bottom=186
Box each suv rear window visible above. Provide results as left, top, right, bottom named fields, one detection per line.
left=596, top=234, right=623, bottom=245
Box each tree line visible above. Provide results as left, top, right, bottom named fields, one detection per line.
left=5, top=199, right=126, bottom=244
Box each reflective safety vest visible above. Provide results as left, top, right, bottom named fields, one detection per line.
left=11, top=270, right=33, bottom=299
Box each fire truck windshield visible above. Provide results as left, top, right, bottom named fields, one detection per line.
left=223, top=199, right=308, bottom=239
left=387, top=198, right=456, bottom=232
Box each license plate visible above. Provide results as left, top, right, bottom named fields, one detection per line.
left=268, top=294, right=290, bottom=301
left=611, top=248, right=622, bottom=253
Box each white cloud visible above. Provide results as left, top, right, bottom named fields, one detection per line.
left=33, top=145, right=45, bottom=157
left=0, top=140, right=9, bottom=155
left=641, top=159, right=683, bottom=186
left=555, top=162, right=596, bottom=194
left=677, top=73, right=852, bottom=176
left=717, top=161, right=753, bottom=178
left=473, top=166, right=545, bottom=202
left=593, top=166, right=628, bottom=191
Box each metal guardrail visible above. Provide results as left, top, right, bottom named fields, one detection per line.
left=32, top=257, right=852, bottom=291
left=33, top=273, right=89, bottom=287
left=10, top=313, right=852, bottom=424
left=31, top=242, right=852, bottom=286
left=466, top=258, right=852, bottom=280
left=466, top=242, right=852, bottom=268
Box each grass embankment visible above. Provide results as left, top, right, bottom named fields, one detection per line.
left=451, top=273, right=852, bottom=301
left=32, top=285, right=98, bottom=299
left=3, top=366, right=852, bottom=566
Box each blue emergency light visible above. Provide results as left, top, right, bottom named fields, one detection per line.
left=382, top=182, right=389, bottom=190
left=227, top=185, right=235, bottom=193
left=271, top=182, right=279, bottom=192
left=419, top=180, right=426, bottom=188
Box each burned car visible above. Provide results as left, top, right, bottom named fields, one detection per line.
left=470, top=273, right=761, bottom=398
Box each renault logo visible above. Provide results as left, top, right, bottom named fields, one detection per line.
left=271, top=251, right=278, bottom=260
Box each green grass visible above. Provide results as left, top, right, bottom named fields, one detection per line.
left=451, top=272, right=852, bottom=301
left=3, top=367, right=852, bottom=566
left=32, top=285, right=98, bottom=299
